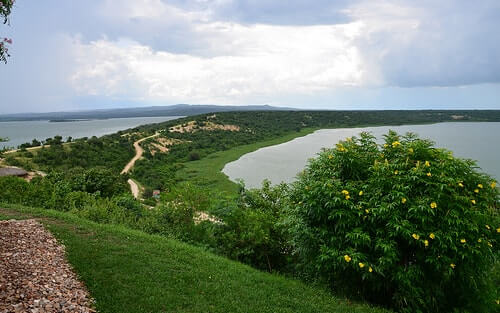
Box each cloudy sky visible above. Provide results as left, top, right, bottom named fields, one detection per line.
left=0, top=0, right=499, bottom=114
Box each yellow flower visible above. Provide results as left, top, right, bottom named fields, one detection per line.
left=491, top=181, right=497, bottom=189
left=328, top=154, right=333, bottom=159
left=359, top=191, right=363, bottom=196
left=425, top=161, right=430, bottom=167
left=427, top=172, right=432, bottom=177
left=478, top=238, right=482, bottom=243
left=497, top=228, right=500, bottom=233
left=471, top=199, right=476, bottom=205
left=298, top=201, right=302, bottom=205
left=458, top=182, right=464, bottom=188
left=341, top=190, right=349, bottom=195
left=477, top=184, right=483, bottom=189
left=345, top=195, right=351, bottom=200
left=368, top=266, right=373, bottom=273
left=424, top=240, right=429, bottom=247
left=359, top=262, right=365, bottom=268
left=384, top=144, right=388, bottom=148
left=430, top=202, right=437, bottom=209
left=392, top=141, right=401, bottom=148
left=401, top=198, right=407, bottom=204
left=394, top=170, right=398, bottom=175
left=474, top=189, right=479, bottom=194
left=450, top=263, right=456, bottom=269
left=429, top=233, right=435, bottom=240
left=460, top=239, right=466, bottom=244
left=412, top=233, right=420, bottom=240
left=488, top=242, right=493, bottom=248
left=408, top=148, right=414, bottom=153
left=365, top=209, right=370, bottom=213
left=486, top=224, right=491, bottom=230
left=344, top=255, right=352, bottom=262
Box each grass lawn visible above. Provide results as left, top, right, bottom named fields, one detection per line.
left=0, top=205, right=390, bottom=313
left=176, top=128, right=319, bottom=196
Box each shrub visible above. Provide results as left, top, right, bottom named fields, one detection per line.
left=188, top=151, right=201, bottom=161
left=214, top=181, right=291, bottom=271
left=288, top=131, right=499, bottom=312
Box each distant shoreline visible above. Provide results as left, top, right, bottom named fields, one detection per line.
left=49, top=119, right=93, bottom=123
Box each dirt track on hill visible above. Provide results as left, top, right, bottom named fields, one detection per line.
left=121, top=133, right=159, bottom=175
left=128, top=179, right=140, bottom=199
left=121, top=133, right=159, bottom=198
left=0, top=219, right=94, bottom=313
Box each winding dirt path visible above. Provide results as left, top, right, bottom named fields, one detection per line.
left=121, top=133, right=159, bottom=175
left=128, top=179, right=140, bottom=199
left=121, top=133, right=159, bottom=198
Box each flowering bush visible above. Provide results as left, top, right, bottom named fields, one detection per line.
left=288, top=131, right=499, bottom=312
left=1, top=0, right=15, bottom=63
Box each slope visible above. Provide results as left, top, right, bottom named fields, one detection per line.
left=0, top=205, right=390, bottom=313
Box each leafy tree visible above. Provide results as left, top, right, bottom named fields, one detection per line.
left=214, top=181, right=291, bottom=271
left=288, top=131, right=499, bottom=312
left=1, top=0, right=14, bottom=63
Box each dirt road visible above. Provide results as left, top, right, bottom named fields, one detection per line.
left=128, top=179, right=140, bottom=199
left=121, top=133, right=159, bottom=174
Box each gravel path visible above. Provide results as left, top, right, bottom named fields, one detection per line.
left=0, top=219, right=94, bottom=313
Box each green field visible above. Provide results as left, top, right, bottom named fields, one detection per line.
left=177, top=128, right=318, bottom=196
left=0, top=205, right=389, bottom=313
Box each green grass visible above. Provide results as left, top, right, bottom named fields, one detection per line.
left=0, top=205, right=390, bottom=313
left=177, top=128, right=319, bottom=196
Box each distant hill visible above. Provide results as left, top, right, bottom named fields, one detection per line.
left=0, top=104, right=296, bottom=122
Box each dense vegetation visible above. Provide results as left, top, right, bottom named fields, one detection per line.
left=6, top=110, right=500, bottom=194
left=1, top=111, right=499, bottom=312
left=0, top=206, right=389, bottom=313
left=287, top=131, right=499, bottom=312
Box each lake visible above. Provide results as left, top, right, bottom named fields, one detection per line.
left=223, top=122, right=500, bottom=188
left=0, top=116, right=181, bottom=149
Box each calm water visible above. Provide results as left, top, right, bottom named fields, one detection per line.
left=223, top=122, right=500, bottom=188
left=0, top=116, right=181, bottom=149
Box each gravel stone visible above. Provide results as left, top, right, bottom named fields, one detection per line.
left=0, top=219, right=95, bottom=313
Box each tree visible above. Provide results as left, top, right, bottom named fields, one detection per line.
left=1, top=0, right=15, bottom=63
left=288, top=131, right=499, bottom=313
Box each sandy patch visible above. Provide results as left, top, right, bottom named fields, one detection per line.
left=169, top=121, right=240, bottom=133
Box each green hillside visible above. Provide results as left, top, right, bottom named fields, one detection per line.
left=0, top=205, right=389, bottom=313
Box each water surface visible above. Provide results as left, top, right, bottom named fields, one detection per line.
left=223, top=122, right=500, bottom=188
left=0, top=116, right=181, bottom=149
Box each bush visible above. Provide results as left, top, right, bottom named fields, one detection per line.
left=188, top=151, right=201, bottom=161
left=288, top=131, right=499, bottom=312
left=214, top=181, right=291, bottom=272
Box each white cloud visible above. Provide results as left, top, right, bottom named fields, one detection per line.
left=70, top=20, right=370, bottom=104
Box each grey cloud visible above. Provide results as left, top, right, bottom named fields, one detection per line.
left=360, top=0, right=500, bottom=87
left=170, top=0, right=352, bottom=25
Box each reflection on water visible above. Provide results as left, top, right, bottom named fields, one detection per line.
left=223, top=122, right=500, bottom=189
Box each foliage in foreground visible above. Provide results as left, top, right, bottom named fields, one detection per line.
left=288, top=131, right=499, bottom=312
left=0, top=206, right=390, bottom=313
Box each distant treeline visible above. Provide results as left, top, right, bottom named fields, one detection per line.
left=6, top=110, right=500, bottom=191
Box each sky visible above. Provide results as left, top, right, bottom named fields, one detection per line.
left=0, top=0, right=499, bottom=114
